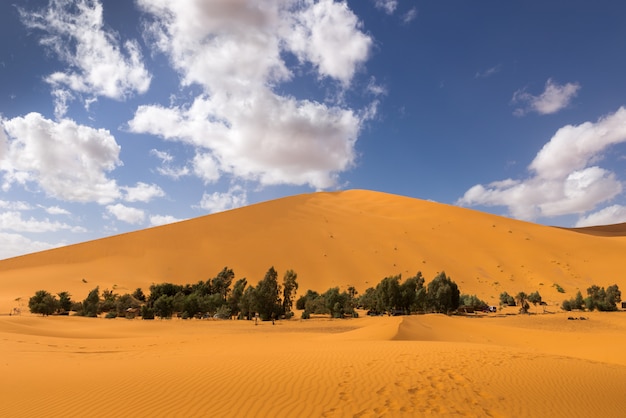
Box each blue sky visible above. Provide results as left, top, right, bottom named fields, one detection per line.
left=2, top=0, right=626, bottom=259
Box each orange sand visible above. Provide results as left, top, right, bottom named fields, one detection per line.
left=2, top=189, right=626, bottom=417
left=1, top=312, right=626, bottom=417
left=1, top=190, right=626, bottom=312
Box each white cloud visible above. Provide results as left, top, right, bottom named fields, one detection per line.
left=150, top=149, right=190, bottom=179
left=150, top=214, right=184, bottom=226
left=512, top=78, right=580, bottom=116
left=576, top=205, right=626, bottom=227
left=131, top=0, right=373, bottom=189
left=0, top=232, right=59, bottom=260
left=123, top=182, right=165, bottom=202
left=1, top=113, right=121, bottom=204
left=20, top=0, right=151, bottom=105
left=105, top=203, right=145, bottom=225
left=0, top=200, right=32, bottom=211
left=402, top=7, right=418, bottom=24
left=475, top=65, right=501, bottom=79
left=457, top=107, right=626, bottom=221
left=42, top=205, right=70, bottom=215
left=373, top=0, right=398, bottom=15
left=51, top=88, right=74, bottom=119
left=0, top=211, right=82, bottom=233
left=192, top=153, right=221, bottom=184
left=199, top=187, right=248, bottom=214
left=286, top=0, right=372, bottom=85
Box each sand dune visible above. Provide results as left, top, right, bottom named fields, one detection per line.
left=2, top=189, right=626, bottom=312
left=2, top=312, right=626, bottom=417
left=2, top=189, right=626, bottom=417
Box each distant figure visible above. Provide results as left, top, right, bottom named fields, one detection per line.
left=255, top=313, right=259, bottom=326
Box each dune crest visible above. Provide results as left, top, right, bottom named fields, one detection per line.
left=2, top=189, right=626, bottom=312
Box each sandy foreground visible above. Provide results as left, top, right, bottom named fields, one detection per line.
left=2, top=311, right=626, bottom=418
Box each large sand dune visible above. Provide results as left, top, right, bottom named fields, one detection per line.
left=1, top=189, right=625, bottom=311
left=2, top=189, right=626, bottom=417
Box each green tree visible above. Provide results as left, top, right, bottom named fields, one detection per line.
left=499, top=291, right=516, bottom=307
left=99, top=288, right=118, bottom=313
left=426, top=272, right=460, bottom=313
left=228, top=278, right=248, bottom=318
left=376, top=275, right=401, bottom=314
left=239, top=286, right=257, bottom=320
left=212, top=267, right=235, bottom=301
left=400, top=272, right=425, bottom=313
left=515, top=292, right=530, bottom=314
left=357, top=287, right=377, bottom=312
left=527, top=291, right=542, bottom=306
left=82, top=287, right=100, bottom=317
left=282, top=269, right=298, bottom=318
left=296, top=290, right=320, bottom=310
left=57, top=291, right=73, bottom=313
left=148, top=283, right=183, bottom=305
left=29, top=290, right=59, bottom=316
left=254, top=267, right=282, bottom=320
left=132, top=287, right=146, bottom=302
left=153, top=295, right=174, bottom=319
left=460, top=294, right=488, bottom=310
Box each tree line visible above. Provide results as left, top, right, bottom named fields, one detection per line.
left=27, top=267, right=623, bottom=319
left=28, top=266, right=298, bottom=321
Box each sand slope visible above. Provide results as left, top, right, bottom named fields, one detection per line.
left=2, top=312, right=626, bottom=417
left=2, top=189, right=626, bottom=312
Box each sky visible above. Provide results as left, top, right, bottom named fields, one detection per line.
left=1, top=0, right=626, bottom=260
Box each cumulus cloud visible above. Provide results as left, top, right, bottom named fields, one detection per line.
left=0, top=232, right=59, bottom=260
left=575, top=205, right=626, bottom=227
left=42, top=205, right=70, bottom=215
left=0, top=200, right=32, bottom=211
left=122, top=182, right=165, bottom=202
left=105, top=203, right=145, bottom=224
left=150, top=214, right=184, bottom=226
left=0, top=113, right=121, bottom=203
left=457, top=107, right=626, bottom=222
left=199, top=187, right=248, bottom=214
left=130, top=0, right=373, bottom=189
left=0, top=211, right=82, bottom=233
left=20, top=0, right=151, bottom=111
left=512, top=78, right=580, bottom=116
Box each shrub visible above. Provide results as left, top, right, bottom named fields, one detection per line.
left=553, top=283, right=565, bottom=293
left=141, top=305, right=155, bottom=320
left=105, top=311, right=117, bottom=319
left=561, top=300, right=572, bottom=311
left=460, top=294, right=488, bottom=310
left=528, top=291, right=542, bottom=305
left=29, top=290, right=59, bottom=316
left=499, top=291, right=516, bottom=306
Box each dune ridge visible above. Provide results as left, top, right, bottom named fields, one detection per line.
left=3, top=189, right=626, bottom=417
left=2, top=189, right=626, bottom=312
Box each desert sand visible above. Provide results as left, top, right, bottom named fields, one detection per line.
left=1, top=189, right=626, bottom=417
left=1, top=311, right=626, bottom=417
left=2, top=190, right=626, bottom=312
